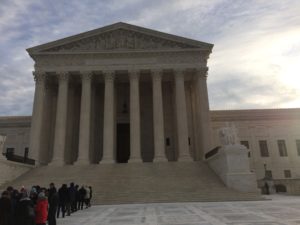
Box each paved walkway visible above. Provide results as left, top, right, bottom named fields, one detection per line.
left=58, top=195, right=300, bottom=225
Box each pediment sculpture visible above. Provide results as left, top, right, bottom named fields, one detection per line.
left=43, top=28, right=197, bottom=52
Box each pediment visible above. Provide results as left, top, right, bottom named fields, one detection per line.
left=27, top=22, right=213, bottom=54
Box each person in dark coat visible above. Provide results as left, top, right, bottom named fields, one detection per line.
left=78, top=186, right=86, bottom=210
left=57, top=184, right=69, bottom=218
left=0, top=191, right=12, bottom=225
left=14, top=189, right=35, bottom=225
left=75, top=185, right=80, bottom=211
left=48, top=183, right=59, bottom=225
left=68, top=182, right=76, bottom=213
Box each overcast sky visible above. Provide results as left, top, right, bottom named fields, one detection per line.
left=0, top=0, right=300, bottom=116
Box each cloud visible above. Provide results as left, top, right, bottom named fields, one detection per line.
left=0, top=0, right=300, bottom=116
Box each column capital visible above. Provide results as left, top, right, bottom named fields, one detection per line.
left=174, top=69, right=186, bottom=79
left=151, top=69, right=163, bottom=81
left=80, top=71, right=93, bottom=81
left=128, top=70, right=140, bottom=80
left=195, top=67, right=208, bottom=79
left=56, top=71, right=69, bottom=82
left=103, top=70, right=115, bottom=82
left=33, top=71, right=46, bottom=84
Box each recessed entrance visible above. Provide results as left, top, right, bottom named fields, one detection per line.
left=116, top=123, right=130, bottom=163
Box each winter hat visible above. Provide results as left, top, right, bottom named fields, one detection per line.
left=38, top=192, right=46, bottom=199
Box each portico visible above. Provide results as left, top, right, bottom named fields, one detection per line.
left=27, top=22, right=213, bottom=166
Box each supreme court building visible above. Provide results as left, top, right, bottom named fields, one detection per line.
left=27, top=22, right=213, bottom=166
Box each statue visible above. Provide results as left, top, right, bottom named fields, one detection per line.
left=0, top=135, right=7, bottom=159
left=218, top=122, right=239, bottom=145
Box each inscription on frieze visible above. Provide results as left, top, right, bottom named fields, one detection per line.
left=43, top=29, right=197, bottom=52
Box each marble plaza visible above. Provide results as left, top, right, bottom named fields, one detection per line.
left=58, top=195, right=300, bottom=225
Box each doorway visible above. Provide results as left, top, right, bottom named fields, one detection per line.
left=116, top=123, right=130, bottom=163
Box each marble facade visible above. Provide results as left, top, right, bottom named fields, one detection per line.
left=26, top=22, right=213, bottom=165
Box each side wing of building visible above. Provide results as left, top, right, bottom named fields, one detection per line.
left=211, top=108, right=300, bottom=180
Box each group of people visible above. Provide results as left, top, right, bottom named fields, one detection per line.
left=0, top=183, right=92, bottom=225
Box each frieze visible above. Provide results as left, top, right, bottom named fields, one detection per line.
left=34, top=52, right=206, bottom=68
left=43, top=29, right=197, bottom=52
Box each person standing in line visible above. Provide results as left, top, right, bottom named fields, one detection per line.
left=57, top=184, right=68, bottom=218
left=35, top=192, right=48, bottom=225
left=78, top=186, right=86, bottom=210
left=88, top=186, right=92, bottom=207
left=84, top=185, right=90, bottom=208
left=68, top=182, right=76, bottom=213
left=48, top=183, right=59, bottom=225
left=0, top=191, right=12, bottom=225
left=14, top=189, right=35, bottom=225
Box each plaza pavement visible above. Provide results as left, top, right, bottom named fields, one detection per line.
left=58, top=195, right=300, bottom=225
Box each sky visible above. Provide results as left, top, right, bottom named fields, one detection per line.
left=0, top=0, right=300, bottom=116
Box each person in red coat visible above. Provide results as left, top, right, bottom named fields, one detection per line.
left=35, top=192, right=48, bottom=225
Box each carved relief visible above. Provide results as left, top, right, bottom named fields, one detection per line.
left=43, top=29, right=197, bottom=52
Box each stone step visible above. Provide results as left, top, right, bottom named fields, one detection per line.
left=2, top=162, right=263, bottom=204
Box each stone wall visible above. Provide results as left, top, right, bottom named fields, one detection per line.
left=0, top=158, right=33, bottom=188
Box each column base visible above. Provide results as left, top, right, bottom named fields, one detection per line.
left=74, top=159, right=90, bottom=165
left=177, top=156, right=193, bottom=162
left=153, top=157, right=168, bottom=162
left=128, top=158, right=143, bottom=163
left=100, top=159, right=115, bottom=164
left=48, top=160, right=65, bottom=166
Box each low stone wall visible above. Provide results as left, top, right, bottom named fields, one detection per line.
left=258, top=179, right=300, bottom=195
left=0, top=158, right=33, bottom=189
left=206, top=144, right=259, bottom=193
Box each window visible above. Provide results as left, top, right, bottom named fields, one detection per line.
left=266, top=170, right=273, bottom=179
left=259, top=140, right=269, bottom=157
left=284, top=170, right=291, bottom=178
left=296, top=140, right=300, bottom=156
left=278, top=140, right=288, bottom=157
left=240, top=140, right=249, bottom=149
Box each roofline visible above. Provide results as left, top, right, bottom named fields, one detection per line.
left=27, top=22, right=213, bottom=54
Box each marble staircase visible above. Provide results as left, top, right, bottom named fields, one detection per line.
left=2, top=162, right=262, bottom=204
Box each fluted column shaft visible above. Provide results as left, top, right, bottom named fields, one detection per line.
left=29, top=72, right=46, bottom=165
left=195, top=69, right=212, bottom=157
left=128, top=71, right=142, bottom=163
left=51, top=72, right=69, bottom=165
left=76, top=72, right=92, bottom=165
left=175, top=70, right=192, bottom=161
left=152, top=70, right=167, bottom=162
left=102, top=71, right=115, bottom=163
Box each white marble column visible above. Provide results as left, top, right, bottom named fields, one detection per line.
left=152, top=70, right=167, bottom=162
left=76, top=72, right=92, bottom=165
left=29, top=72, right=46, bottom=166
left=194, top=68, right=212, bottom=157
left=174, top=69, right=193, bottom=161
left=50, top=72, right=69, bottom=166
left=128, top=70, right=142, bottom=163
left=102, top=71, right=115, bottom=163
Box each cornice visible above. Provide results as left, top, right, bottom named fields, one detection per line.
left=210, top=108, right=300, bottom=122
